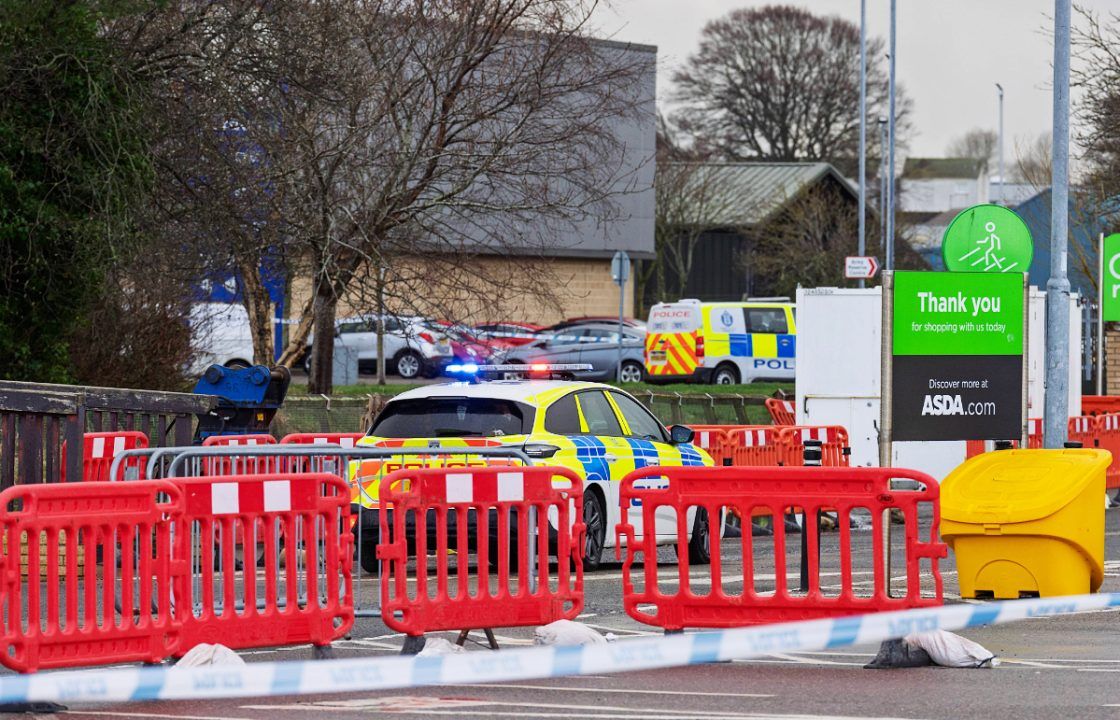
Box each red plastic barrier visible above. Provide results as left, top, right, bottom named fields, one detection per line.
left=725, top=427, right=786, bottom=466
left=176, top=473, right=353, bottom=654
left=617, top=466, right=946, bottom=631
left=779, top=426, right=850, bottom=467
left=1068, top=415, right=1099, bottom=449
left=201, top=434, right=279, bottom=475
left=1082, top=396, right=1120, bottom=416
left=1095, top=414, right=1120, bottom=489
left=686, top=425, right=765, bottom=466
left=0, top=481, right=185, bottom=672
left=765, top=398, right=796, bottom=426
left=280, top=432, right=365, bottom=448
left=61, top=431, right=149, bottom=482
left=378, top=466, right=584, bottom=640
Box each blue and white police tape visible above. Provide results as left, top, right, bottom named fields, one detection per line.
left=7, top=592, right=1120, bottom=705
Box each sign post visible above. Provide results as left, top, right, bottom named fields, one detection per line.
left=845, top=256, right=880, bottom=280
left=611, top=250, right=631, bottom=383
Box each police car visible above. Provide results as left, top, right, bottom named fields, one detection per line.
left=350, top=364, right=715, bottom=570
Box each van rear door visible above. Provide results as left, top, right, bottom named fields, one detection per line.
left=645, top=303, right=701, bottom=378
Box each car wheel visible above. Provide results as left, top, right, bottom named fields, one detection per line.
left=712, top=364, right=739, bottom=385
left=619, top=361, right=644, bottom=384
left=395, top=350, right=422, bottom=379
left=301, top=349, right=313, bottom=374
left=687, top=507, right=712, bottom=565
left=582, top=490, right=607, bottom=571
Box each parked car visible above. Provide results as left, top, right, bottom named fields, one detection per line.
left=304, top=315, right=454, bottom=379
left=431, top=321, right=498, bottom=365
left=543, top=316, right=646, bottom=334
left=472, top=321, right=544, bottom=348
left=189, top=302, right=256, bottom=373
left=494, top=323, right=646, bottom=383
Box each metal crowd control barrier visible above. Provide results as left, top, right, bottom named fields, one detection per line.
left=61, top=430, right=149, bottom=482
left=176, top=473, right=353, bottom=656
left=378, top=466, right=584, bottom=650
left=0, top=480, right=184, bottom=672
left=765, top=398, right=796, bottom=425
left=617, top=466, right=947, bottom=632
left=779, top=426, right=851, bottom=467
left=110, top=443, right=535, bottom=618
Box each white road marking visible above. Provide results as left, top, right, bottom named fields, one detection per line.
left=65, top=713, right=248, bottom=720
left=443, top=683, right=774, bottom=698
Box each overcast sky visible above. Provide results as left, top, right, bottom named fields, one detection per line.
left=591, top=0, right=1114, bottom=161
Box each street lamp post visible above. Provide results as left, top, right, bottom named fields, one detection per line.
left=858, top=0, right=867, bottom=289
left=886, top=0, right=897, bottom=271
left=879, top=116, right=888, bottom=247
left=996, top=83, right=1005, bottom=205
left=1044, top=0, right=1072, bottom=449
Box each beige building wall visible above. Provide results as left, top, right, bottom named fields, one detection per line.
left=288, top=255, right=635, bottom=327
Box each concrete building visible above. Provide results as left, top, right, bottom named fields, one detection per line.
left=899, top=157, right=989, bottom=214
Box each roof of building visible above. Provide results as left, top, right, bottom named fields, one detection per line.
left=666, top=161, right=856, bottom=227
left=902, top=157, right=986, bottom=180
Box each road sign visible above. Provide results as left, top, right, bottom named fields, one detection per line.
left=891, top=271, right=1025, bottom=441
left=845, top=256, right=879, bottom=279
left=1101, top=234, right=1120, bottom=322
left=942, top=204, right=1033, bottom=273
left=611, top=250, right=631, bottom=286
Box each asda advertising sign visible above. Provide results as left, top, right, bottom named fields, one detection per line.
left=892, top=271, right=1024, bottom=441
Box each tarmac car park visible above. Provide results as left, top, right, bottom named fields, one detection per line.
left=348, top=369, right=716, bottom=570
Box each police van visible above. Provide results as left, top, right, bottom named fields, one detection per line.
left=644, top=299, right=796, bottom=384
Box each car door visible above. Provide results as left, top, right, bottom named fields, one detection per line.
left=606, top=390, right=691, bottom=538
left=576, top=328, right=620, bottom=379
left=569, top=389, right=637, bottom=537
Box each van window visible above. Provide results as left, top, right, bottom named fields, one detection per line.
left=747, top=308, right=788, bottom=334
left=647, top=306, right=698, bottom=333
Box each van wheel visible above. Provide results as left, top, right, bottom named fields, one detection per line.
left=712, top=364, right=739, bottom=385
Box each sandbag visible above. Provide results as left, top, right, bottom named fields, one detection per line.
left=533, top=619, right=606, bottom=646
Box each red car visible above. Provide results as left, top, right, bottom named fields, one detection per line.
left=472, top=321, right=544, bottom=349
left=431, top=321, right=503, bottom=364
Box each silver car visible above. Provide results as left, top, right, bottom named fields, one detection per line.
left=496, top=323, right=646, bottom=382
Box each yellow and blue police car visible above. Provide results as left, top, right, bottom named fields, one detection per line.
left=349, top=365, right=715, bottom=570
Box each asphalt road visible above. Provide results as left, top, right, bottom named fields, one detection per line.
left=22, top=508, right=1120, bottom=720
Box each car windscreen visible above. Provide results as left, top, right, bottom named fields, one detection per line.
left=370, top=397, right=535, bottom=438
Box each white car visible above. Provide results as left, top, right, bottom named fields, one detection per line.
left=305, top=315, right=455, bottom=379
left=189, top=302, right=257, bottom=373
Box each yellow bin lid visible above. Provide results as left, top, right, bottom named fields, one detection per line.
left=941, top=448, right=1110, bottom=525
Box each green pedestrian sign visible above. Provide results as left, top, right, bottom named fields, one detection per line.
left=1101, top=233, right=1120, bottom=322
left=942, top=204, right=1033, bottom=274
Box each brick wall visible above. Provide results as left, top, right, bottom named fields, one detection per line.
left=288, top=255, right=634, bottom=326
left=1107, top=326, right=1120, bottom=395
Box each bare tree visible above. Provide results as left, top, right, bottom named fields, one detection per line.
left=946, top=128, right=998, bottom=170
left=112, top=1, right=647, bottom=392
left=1013, top=132, right=1052, bottom=187
left=260, top=1, right=646, bottom=393
left=1073, top=4, right=1120, bottom=202
left=670, top=4, right=910, bottom=173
